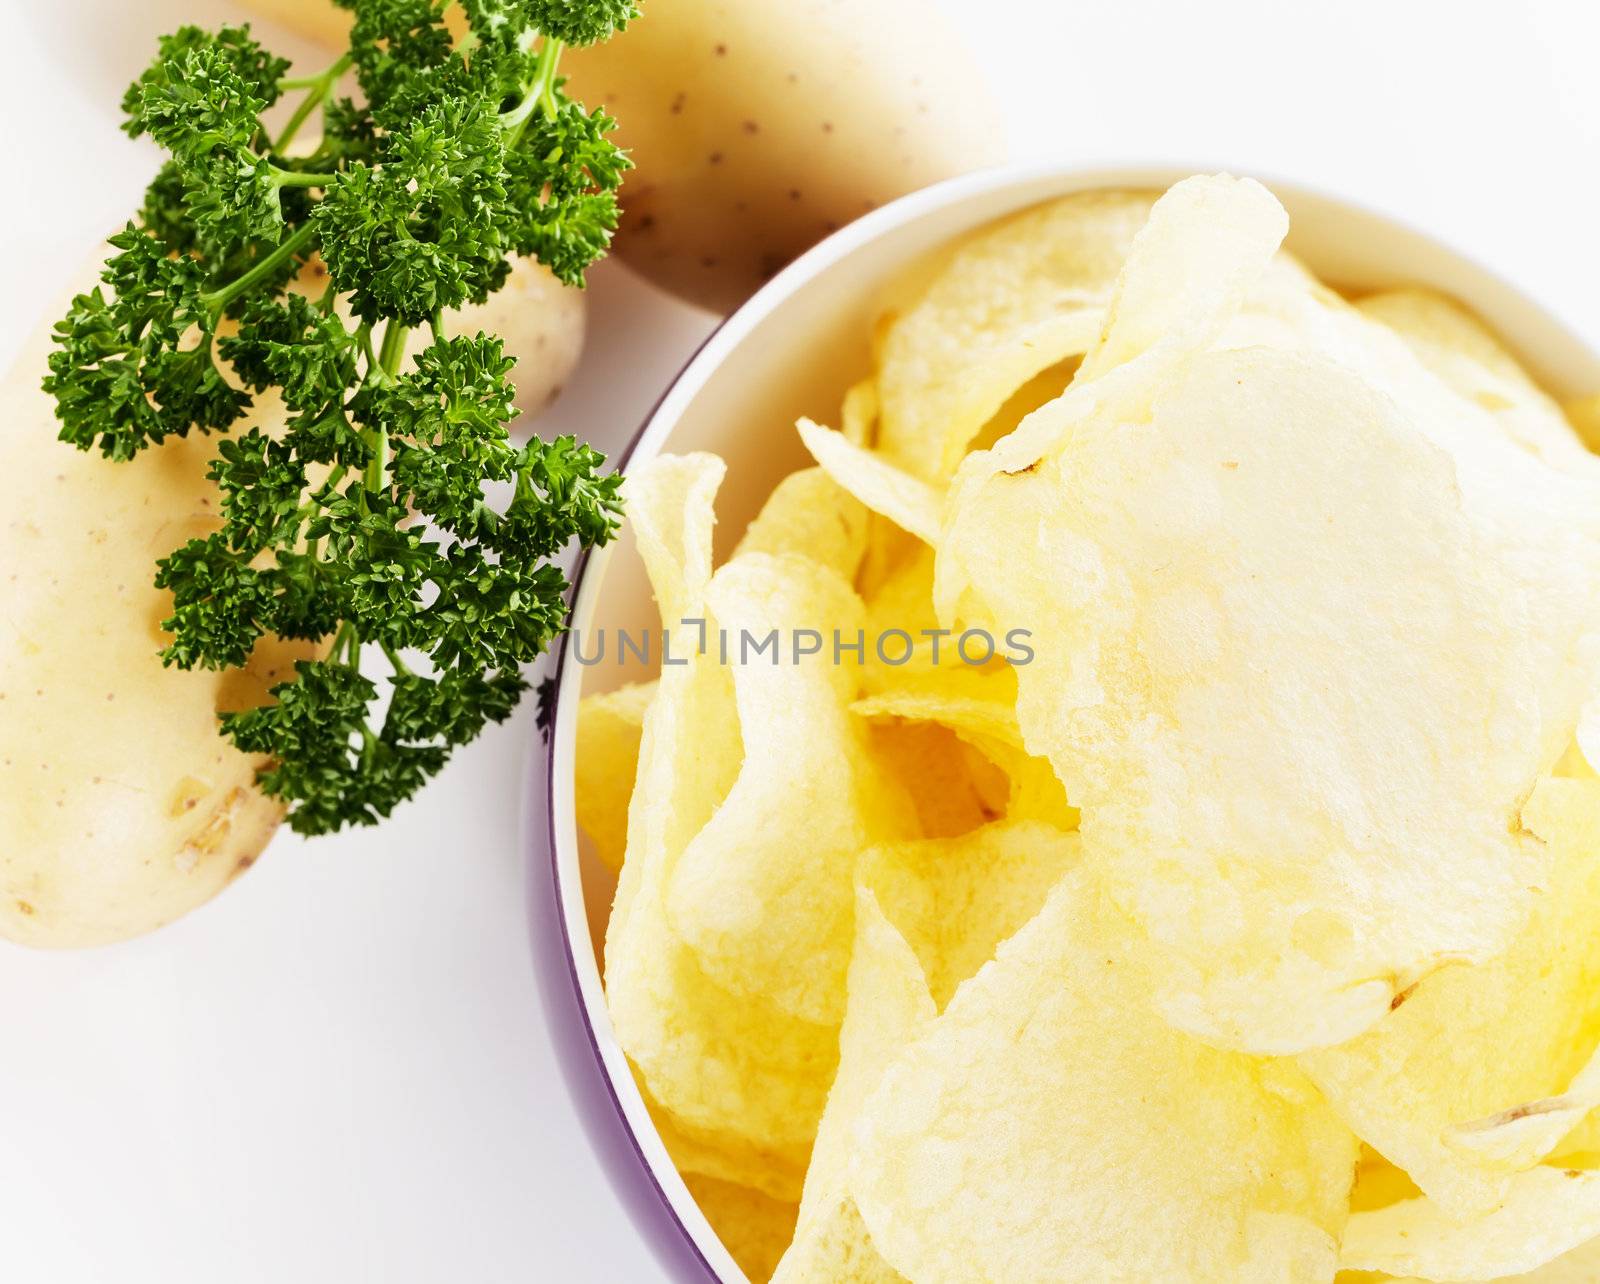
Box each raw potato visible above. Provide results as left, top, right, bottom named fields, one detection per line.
left=236, top=0, right=1004, bottom=313
left=0, top=253, right=583, bottom=949
left=560, top=0, right=1004, bottom=312
left=0, top=313, right=314, bottom=949
left=234, top=0, right=353, bottom=47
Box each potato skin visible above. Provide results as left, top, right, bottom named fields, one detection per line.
left=0, top=316, right=314, bottom=948
left=236, top=0, right=353, bottom=48
left=0, top=252, right=582, bottom=949
left=238, top=0, right=1002, bottom=312
left=561, top=0, right=1005, bottom=312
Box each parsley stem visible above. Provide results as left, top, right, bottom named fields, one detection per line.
left=380, top=640, right=412, bottom=677
left=200, top=223, right=318, bottom=314
left=271, top=168, right=339, bottom=189
left=331, top=620, right=357, bottom=666
left=357, top=322, right=379, bottom=375
left=365, top=319, right=409, bottom=491
left=273, top=52, right=354, bottom=154
left=500, top=36, right=564, bottom=145
left=378, top=318, right=408, bottom=376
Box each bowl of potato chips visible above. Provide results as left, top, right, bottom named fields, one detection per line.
left=541, top=163, right=1600, bottom=1283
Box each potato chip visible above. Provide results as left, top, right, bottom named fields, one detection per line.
left=641, top=1075, right=809, bottom=1203
left=862, top=717, right=1008, bottom=838
left=841, top=377, right=879, bottom=449
left=666, top=551, right=915, bottom=1026
left=683, top=1172, right=800, bottom=1284
left=875, top=189, right=1156, bottom=479
left=1296, top=777, right=1600, bottom=1215
left=797, top=418, right=942, bottom=545
left=1341, top=1167, right=1600, bottom=1282
left=1373, top=1235, right=1600, bottom=1284
left=772, top=887, right=928, bottom=1284
left=1565, top=394, right=1600, bottom=456
left=575, top=680, right=657, bottom=874
left=862, top=819, right=1079, bottom=1010
left=943, top=347, right=1546, bottom=1054
left=734, top=466, right=870, bottom=581
left=1351, top=1148, right=1424, bottom=1214
left=1217, top=266, right=1600, bottom=782
left=1355, top=288, right=1596, bottom=475
left=1076, top=174, right=1288, bottom=385
left=947, top=174, right=1290, bottom=520
left=605, top=456, right=838, bottom=1173
left=597, top=176, right=1600, bottom=1278
left=851, top=683, right=1074, bottom=829
left=846, top=866, right=1358, bottom=1282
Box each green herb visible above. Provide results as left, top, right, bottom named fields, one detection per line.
left=44, top=0, right=635, bottom=833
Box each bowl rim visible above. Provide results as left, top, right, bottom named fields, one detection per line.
left=533, top=158, right=1600, bottom=1282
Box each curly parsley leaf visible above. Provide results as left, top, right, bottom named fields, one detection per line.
left=44, top=0, right=637, bottom=833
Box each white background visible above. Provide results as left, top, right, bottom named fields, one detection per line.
left=4, top=1, right=1600, bottom=1280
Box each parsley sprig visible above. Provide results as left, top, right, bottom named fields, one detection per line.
left=43, top=0, right=635, bottom=833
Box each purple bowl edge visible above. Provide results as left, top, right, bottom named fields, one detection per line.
left=526, top=327, right=727, bottom=1284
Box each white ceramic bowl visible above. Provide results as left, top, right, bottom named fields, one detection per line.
left=531, top=162, right=1600, bottom=1282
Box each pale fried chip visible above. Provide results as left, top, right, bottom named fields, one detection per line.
left=863, top=820, right=1079, bottom=1010
left=946, top=174, right=1291, bottom=542
left=641, top=1075, right=808, bottom=1203
left=575, top=680, right=656, bottom=874
left=841, top=377, right=878, bottom=449
left=683, top=1172, right=800, bottom=1284
left=734, top=466, right=869, bottom=582
left=1384, top=1234, right=1600, bottom=1284
left=1296, top=778, right=1600, bottom=1215
left=1341, top=1168, right=1600, bottom=1282
left=847, top=867, right=1358, bottom=1281
left=944, top=347, right=1546, bottom=1053
left=852, top=682, right=1074, bottom=829
left=666, top=552, right=914, bottom=1026
left=875, top=189, right=1156, bottom=479
left=862, top=717, right=1008, bottom=838
left=1356, top=288, right=1596, bottom=475
left=772, top=887, right=929, bottom=1284
left=797, top=418, right=942, bottom=545
left=1218, top=267, right=1600, bottom=780
left=605, top=457, right=837, bottom=1172
left=1077, top=174, right=1288, bottom=384
left=1564, top=394, right=1600, bottom=456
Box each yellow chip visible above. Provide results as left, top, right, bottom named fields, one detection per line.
left=1356, top=288, right=1596, bottom=475
left=945, top=346, right=1545, bottom=1054
left=1076, top=174, right=1288, bottom=385
left=773, top=886, right=928, bottom=1283
left=1341, top=1167, right=1600, bottom=1282
left=943, top=174, right=1291, bottom=554
left=875, top=189, right=1156, bottom=479
left=852, top=683, right=1074, bottom=829
left=1215, top=264, right=1600, bottom=781
left=683, top=1172, right=799, bottom=1284
left=574, top=680, right=657, bottom=874
left=643, top=1078, right=808, bottom=1203
left=1383, top=1234, right=1600, bottom=1284
left=862, top=819, right=1079, bottom=1010
left=605, top=456, right=838, bottom=1174
left=846, top=866, right=1358, bottom=1281
left=862, top=716, right=1008, bottom=838
left=797, top=418, right=943, bottom=546
left=1297, top=778, right=1600, bottom=1216
left=734, top=465, right=869, bottom=582
left=666, top=551, right=915, bottom=1027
